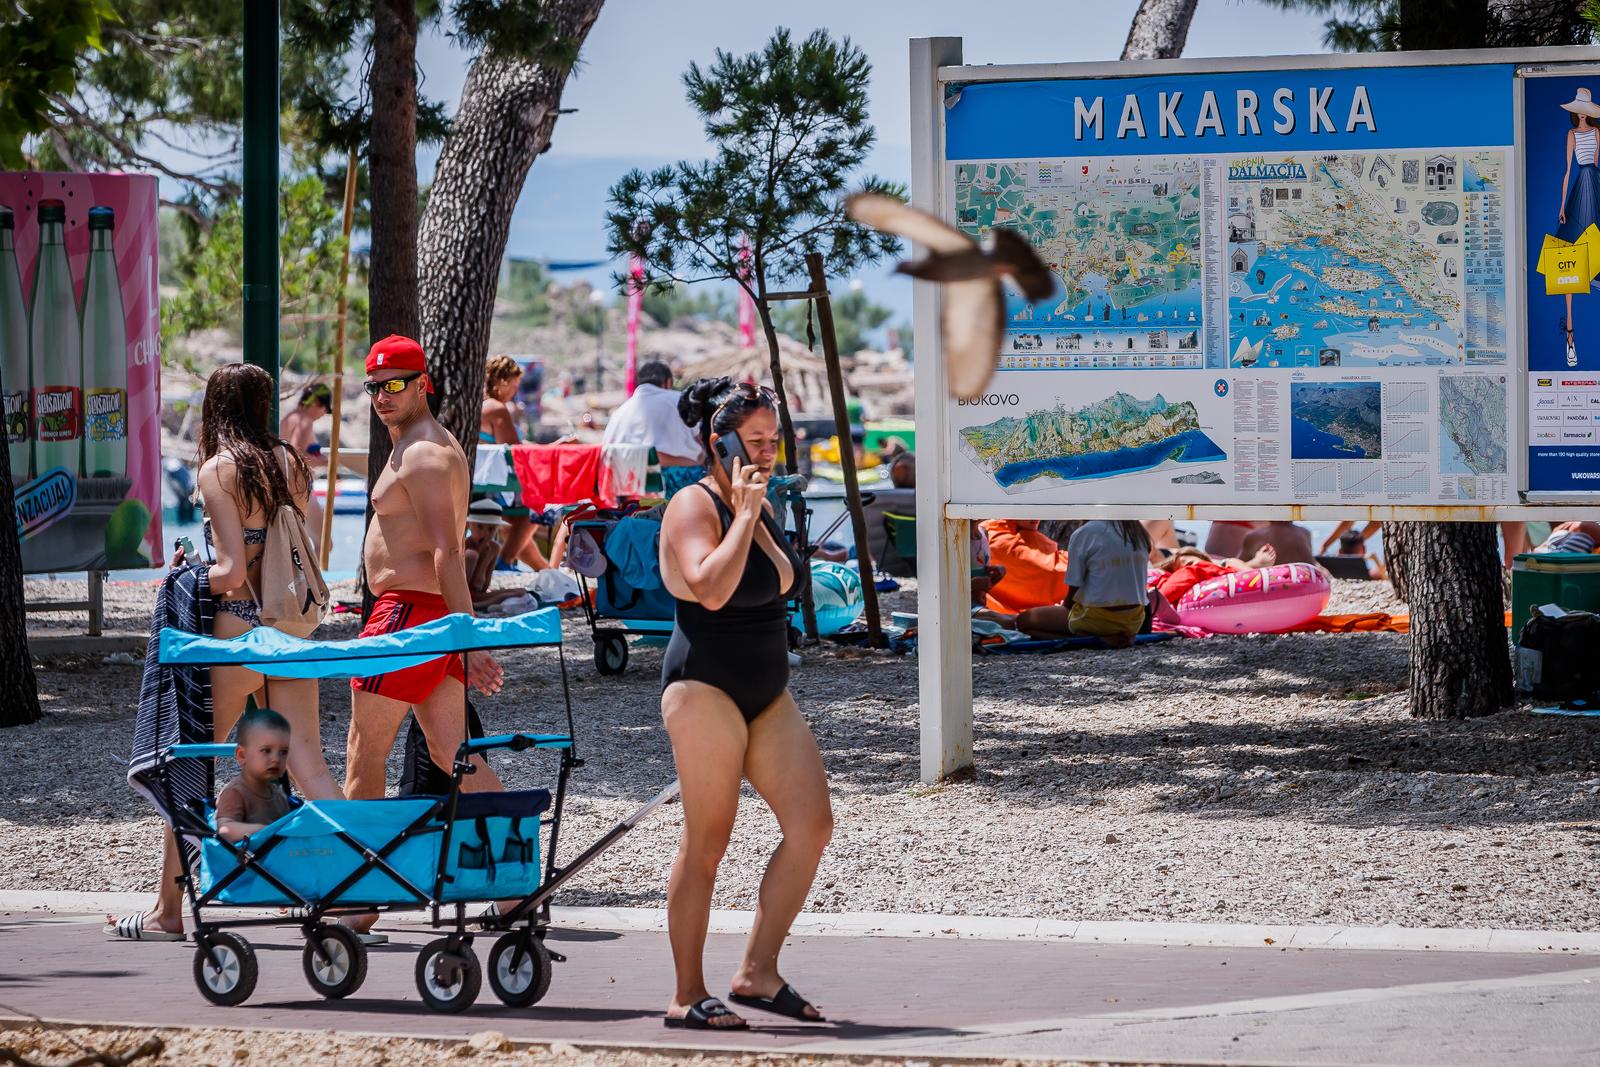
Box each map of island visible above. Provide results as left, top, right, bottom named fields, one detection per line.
left=960, top=392, right=1225, bottom=491
left=1225, top=151, right=1503, bottom=369
left=1439, top=376, right=1507, bottom=474
left=1290, top=382, right=1383, bottom=460
left=954, top=159, right=1204, bottom=363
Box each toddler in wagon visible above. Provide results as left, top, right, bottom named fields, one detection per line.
left=216, top=707, right=295, bottom=842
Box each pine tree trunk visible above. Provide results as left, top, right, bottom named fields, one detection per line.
left=417, top=0, right=606, bottom=461
left=0, top=429, right=41, bottom=726
left=1120, top=0, right=1199, bottom=60
left=363, top=0, right=421, bottom=613
left=1403, top=521, right=1512, bottom=719
left=1383, top=520, right=1411, bottom=603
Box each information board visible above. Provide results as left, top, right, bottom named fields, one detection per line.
left=942, top=63, right=1525, bottom=507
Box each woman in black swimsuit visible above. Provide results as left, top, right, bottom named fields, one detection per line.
left=658, top=378, right=832, bottom=1031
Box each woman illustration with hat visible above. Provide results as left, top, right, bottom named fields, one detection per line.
left=1557, top=87, right=1600, bottom=367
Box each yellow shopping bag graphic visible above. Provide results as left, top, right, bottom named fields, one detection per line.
left=1538, top=232, right=1595, bottom=295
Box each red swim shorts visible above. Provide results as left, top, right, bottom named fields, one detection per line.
left=350, top=590, right=466, bottom=706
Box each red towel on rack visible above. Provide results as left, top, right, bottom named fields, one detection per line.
left=512, top=443, right=608, bottom=510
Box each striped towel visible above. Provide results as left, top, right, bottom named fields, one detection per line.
left=129, top=563, right=215, bottom=843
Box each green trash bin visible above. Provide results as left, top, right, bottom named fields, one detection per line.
left=1510, top=553, right=1600, bottom=642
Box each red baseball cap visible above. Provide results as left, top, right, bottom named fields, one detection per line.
left=366, top=334, right=434, bottom=392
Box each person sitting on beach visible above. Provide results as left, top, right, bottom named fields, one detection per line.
left=1336, top=529, right=1387, bottom=581
left=280, top=381, right=332, bottom=548
left=481, top=355, right=554, bottom=572
left=462, top=498, right=532, bottom=611
left=216, top=708, right=295, bottom=843
left=889, top=451, right=915, bottom=489
left=1240, top=520, right=1316, bottom=566
left=1014, top=520, right=1153, bottom=648
left=1319, top=520, right=1381, bottom=557
left=1533, top=520, right=1600, bottom=555
left=980, top=518, right=1069, bottom=613
left=604, top=360, right=708, bottom=498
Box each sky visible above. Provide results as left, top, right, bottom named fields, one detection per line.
left=410, top=0, right=1338, bottom=320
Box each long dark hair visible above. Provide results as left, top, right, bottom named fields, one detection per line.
left=677, top=376, right=778, bottom=445
left=1112, top=519, right=1151, bottom=554
left=198, top=362, right=308, bottom=518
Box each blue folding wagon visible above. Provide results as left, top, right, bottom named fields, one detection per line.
left=140, top=609, right=679, bottom=1012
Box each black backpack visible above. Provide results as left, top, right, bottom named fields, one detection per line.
left=397, top=701, right=486, bottom=796
left=1517, top=610, right=1600, bottom=703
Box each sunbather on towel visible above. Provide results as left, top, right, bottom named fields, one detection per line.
left=216, top=708, right=294, bottom=842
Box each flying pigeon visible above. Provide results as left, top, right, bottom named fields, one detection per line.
left=846, top=193, right=1055, bottom=399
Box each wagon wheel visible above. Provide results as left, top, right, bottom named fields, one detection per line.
left=594, top=632, right=628, bottom=675
left=415, top=936, right=482, bottom=1013
left=192, top=931, right=258, bottom=1007
left=302, top=923, right=368, bottom=999
left=487, top=931, right=553, bottom=1007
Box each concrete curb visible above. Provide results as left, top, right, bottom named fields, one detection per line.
left=5, top=890, right=1596, bottom=954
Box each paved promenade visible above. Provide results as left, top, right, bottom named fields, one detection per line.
left=1, top=899, right=1596, bottom=1065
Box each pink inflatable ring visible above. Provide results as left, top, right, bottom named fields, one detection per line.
left=1176, top=562, right=1330, bottom=634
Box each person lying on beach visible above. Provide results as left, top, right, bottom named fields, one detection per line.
left=1533, top=521, right=1600, bottom=555
left=462, top=498, right=531, bottom=611
left=1240, top=520, right=1316, bottom=566
left=215, top=708, right=294, bottom=843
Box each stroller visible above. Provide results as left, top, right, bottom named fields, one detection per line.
left=565, top=504, right=675, bottom=675
left=140, top=609, right=679, bottom=1012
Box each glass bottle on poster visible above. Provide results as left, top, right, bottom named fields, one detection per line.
left=0, top=207, right=28, bottom=481
left=82, top=206, right=127, bottom=477
left=30, top=199, right=82, bottom=477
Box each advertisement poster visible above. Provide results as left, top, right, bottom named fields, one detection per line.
left=943, top=64, right=1517, bottom=507
left=1, top=173, right=162, bottom=571
left=1525, top=73, right=1600, bottom=497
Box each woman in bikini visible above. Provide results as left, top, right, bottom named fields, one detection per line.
left=657, top=378, right=831, bottom=1031
left=1557, top=88, right=1600, bottom=367
left=107, top=363, right=343, bottom=942
left=479, top=354, right=555, bottom=570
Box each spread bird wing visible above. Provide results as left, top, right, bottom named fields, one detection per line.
left=942, top=279, right=1004, bottom=400
left=988, top=227, right=1056, bottom=302
left=846, top=193, right=973, bottom=254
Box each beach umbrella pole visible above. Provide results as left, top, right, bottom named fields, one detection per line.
left=319, top=148, right=358, bottom=570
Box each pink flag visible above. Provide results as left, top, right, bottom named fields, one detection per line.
left=737, top=234, right=756, bottom=348
left=624, top=254, right=644, bottom=395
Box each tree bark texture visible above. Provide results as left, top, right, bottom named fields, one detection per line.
left=1121, top=0, right=1199, bottom=60
left=0, top=400, right=42, bottom=726
left=417, top=0, right=606, bottom=461
left=1400, top=521, right=1513, bottom=719
left=1382, top=520, right=1411, bottom=603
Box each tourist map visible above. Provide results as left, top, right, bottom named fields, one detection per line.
left=944, top=147, right=1515, bottom=507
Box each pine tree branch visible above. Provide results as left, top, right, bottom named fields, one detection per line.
left=49, top=95, right=241, bottom=198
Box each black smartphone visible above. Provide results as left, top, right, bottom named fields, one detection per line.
left=713, top=429, right=751, bottom=478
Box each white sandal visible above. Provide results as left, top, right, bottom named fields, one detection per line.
left=105, top=913, right=185, bottom=942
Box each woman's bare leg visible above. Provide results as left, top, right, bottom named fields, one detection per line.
left=732, top=691, right=832, bottom=1016
left=661, top=680, right=748, bottom=1027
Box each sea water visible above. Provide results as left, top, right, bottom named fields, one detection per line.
left=994, top=428, right=1226, bottom=486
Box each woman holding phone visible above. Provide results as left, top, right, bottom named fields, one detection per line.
left=656, top=377, right=832, bottom=1031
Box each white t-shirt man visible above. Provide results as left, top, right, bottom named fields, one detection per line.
left=601, top=383, right=704, bottom=464
left=1065, top=521, right=1149, bottom=606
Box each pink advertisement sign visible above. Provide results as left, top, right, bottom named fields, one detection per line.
left=2, top=172, right=162, bottom=572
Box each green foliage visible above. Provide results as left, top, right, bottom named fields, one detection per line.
left=1266, top=0, right=1594, bottom=50
left=605, top=28, right=902, bottom=302
left=499, top=258, right=553, bottom=328
left=770, top=289, right=892, bottom=355
left=0, top=0, right=114, bottom=168
left=165, top=175, right=367, bottom=376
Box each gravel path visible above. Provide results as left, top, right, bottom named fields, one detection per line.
left=1, top=1023, right=1115, bottom=1067
left=8, top=573, right=1600, bottom=931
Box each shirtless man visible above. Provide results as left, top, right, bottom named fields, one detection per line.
left=345, top=336, right=508, bottom=905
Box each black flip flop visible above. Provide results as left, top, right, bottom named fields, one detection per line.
left=728, top=983, right=825, bottom=1022
left=664, top=996, right=749, bottom=1030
